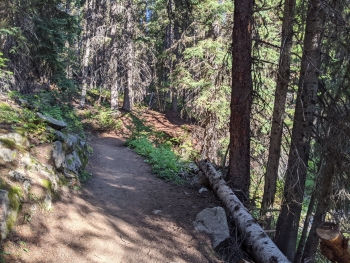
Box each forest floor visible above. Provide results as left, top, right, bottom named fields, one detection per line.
left=2, top=111, right=225, bottom=263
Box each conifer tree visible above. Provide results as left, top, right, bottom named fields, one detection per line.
left=227, top=0, right=254, bottom=202
left=1, top=0, right=80, bottom=92
left=275, top=0, right=325, bottom=259
left=262, top=0, right=296, bottom=214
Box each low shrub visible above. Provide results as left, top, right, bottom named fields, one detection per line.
left=126, top=136, right=183, bottom=184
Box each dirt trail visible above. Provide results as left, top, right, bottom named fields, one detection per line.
left=4, top=134, right=222, bottom=263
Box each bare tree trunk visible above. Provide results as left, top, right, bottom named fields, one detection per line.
left=198, top=161, right=290, bottom=263
left=262, top=0, right=296, bottom=213
left=167, top=0, right=179, bottom=113
left=122, top=0, right=134, bottom=111
left=300, top=123, right=340, bottom=262
left=293, top=187, right=316, bottom=263
left=80, top=0, right=94, bottom=108
left=275, top=1, right=325, bottom=260
left=171, top=90, right=178, bottom=112
left=111, top=81, right=119, bottom=110
left=227, top=0, right=253, bottom=203
left=299, top=162, right=334, bottom=263
left=108, top=0, right=120, bottom=111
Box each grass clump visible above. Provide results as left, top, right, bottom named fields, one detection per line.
left=0, top=138, right=17, bottom=150
left=80, top=106, right=122, bottom=131
left=41, top=179, right=52, bottom=192
left=79, top=170, right=92, bottom=183
left=8, top=186, right=22, bottom=211
left=127, top=136, right=183, bottom=184
left=8, top=90, right=84, bottom=137
left=0, top=102, right=21, bottom=124
left=94, top=108, right=121, bottom=130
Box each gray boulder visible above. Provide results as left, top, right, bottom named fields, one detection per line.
left=0, top=190, right=9, bottom=240
left=19, top=152, right=36, bottom=170
left=8, top=170, right=32, bottom=193
left=52, top=141, right=65, bottom=169
left=52, top=130, right=77, bottom=150
left=0, top=147, right=17, bottom=162
left=193, top=207, right=230, bottom=249
left=63, top=150, right=82, bottom=174
left=0, top=132, right=29, bottom=148
left=37, top=112, right=67, bottom=130
left=40, top=168, right=59, bottom=192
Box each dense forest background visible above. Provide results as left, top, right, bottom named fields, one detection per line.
left=1, top=0, right=350, bottom=262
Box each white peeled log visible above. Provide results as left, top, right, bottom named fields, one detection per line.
left=198, top=160, right=290, bottom=263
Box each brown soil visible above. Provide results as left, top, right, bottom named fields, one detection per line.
left=2, top=132, right=223, bottom=263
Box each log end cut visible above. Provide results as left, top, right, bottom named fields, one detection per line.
left=316, top=222, right=350, bottom=263
left=316, top=222, right=340, bottom=241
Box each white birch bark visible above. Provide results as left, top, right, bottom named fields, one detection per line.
left=198, top=160, right=290, bottom=263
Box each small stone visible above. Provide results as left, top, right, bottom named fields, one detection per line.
left=152, top=210, right=162, bottom=215
left=63, top=169, right=77, bottom=178
left=188, top=162, right=199, bottom=174
left=22, top=180, right=31, bottom=194
left=199, top=187, right=208, bottom=194
left=43, top=194, right=52, bottom=210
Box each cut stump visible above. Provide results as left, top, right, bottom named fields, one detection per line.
left=317, top=222, right=350, bottom=263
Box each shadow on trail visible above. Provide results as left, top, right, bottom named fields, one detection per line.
left=10, top=135, right=221, bottom=263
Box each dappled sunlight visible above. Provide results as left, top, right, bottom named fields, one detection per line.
left=6, top=135, right=221, bottom=263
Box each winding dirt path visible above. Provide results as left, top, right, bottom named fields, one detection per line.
left=4, top=134, right=222, bottom=263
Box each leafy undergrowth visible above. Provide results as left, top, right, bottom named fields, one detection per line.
left=80, top=106, right=123, bottom=131
left=125, top=113, right=187, bottom=184
left=0, top=90, right=84, bottom=144
left=127, top=136, right=183, bottom=184
left=76, top=89, right=197, bottom=184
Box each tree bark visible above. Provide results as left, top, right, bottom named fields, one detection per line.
left=198, top=160, right=290, bottom=263
left=111, top=81, right=119, bottom=110
left=275, top=1, right=325, bottom=260
left=316, top=222, right=350, bottom=263
left=108, top=1, right=120, bottom=111
left=80, top=0, right=94, bottom=108
left=227, top=0, right=253, bottom=203
left=122, top=0, right=134, bottom=112
left=262, top=0, right=296, bottom=212
left=293, top=186, right=316, bottom=263
left=300, top=161, right=334, bottom=263
left=300, top=124, right=339, bottom=262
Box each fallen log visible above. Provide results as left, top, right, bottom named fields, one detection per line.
left=198, top=160, right=290, bottom=263
left=316, top=222, right=350, bottom=263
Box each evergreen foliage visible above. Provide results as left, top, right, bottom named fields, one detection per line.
left=0, top=0, right=81, bottom=92
left=1, top=0, right=350, bottom=261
